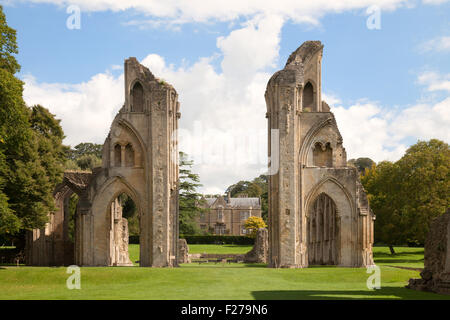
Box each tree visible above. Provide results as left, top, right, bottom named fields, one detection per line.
left=244, top=216, right=267, bottom=237
left=348, top=157, right=375, bottom=175
left=179, top=151, right=206, bottom=235
left=67, top=142, right=102, bottom=161
left=0, top=7, right=66, bottom=247
left=0, top=5, right=20, bottom=74
left=362, top=139, right=450, bottom=254
left=65, top=143, right=102, bottom=171
left=225, top=174, right=268, bottom=221
left=362, top=161, right=403, bottom=254
left=395, top=139, right=449, bottom=245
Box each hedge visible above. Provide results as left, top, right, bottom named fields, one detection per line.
left=128, top=235, right=254, bottom=245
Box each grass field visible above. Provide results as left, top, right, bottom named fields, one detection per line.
left=0, top=245, right=446, bottom=300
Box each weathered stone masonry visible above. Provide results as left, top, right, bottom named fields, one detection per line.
left=26, top=58, right=180, bottom=267
left=265, top=41, right=375, bottom=268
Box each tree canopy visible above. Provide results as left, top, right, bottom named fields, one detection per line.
left=225, top=174, right=268, bottom=221
left=0, top=7, right=66, bottom=243
left=362, top=139, right=450, bottom=251
left=179, top=151, right=206, bottom=235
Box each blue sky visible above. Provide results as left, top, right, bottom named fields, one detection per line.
left=2, top=0, right=449, bottom=193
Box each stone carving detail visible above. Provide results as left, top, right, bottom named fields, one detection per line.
left=407, top=209, right=450, bottom=295
left=244, top=228, right=269, bottom=263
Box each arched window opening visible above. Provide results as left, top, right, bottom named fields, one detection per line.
left=313, top=142, right=332, bottom=167
left=303, top=82, right=314, bottom=112
left=114, top=144, right=122, bottom=167
left=131, top=82, right=144, bottom=112
left=125, top=144, right=134, bottom=167
left=307, top=193, right=339, bottom=265
left=109, top=193, right=138, bottom=266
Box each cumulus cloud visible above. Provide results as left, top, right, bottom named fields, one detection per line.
left=23, top=71, right=124, bottom=147
left=417, top=71, right=450, bottom=92
left=419, top=36, right=450, bottom=53
left=13, top=0, right=414, bottom=26
left=20, top=2, right=450, bottom=193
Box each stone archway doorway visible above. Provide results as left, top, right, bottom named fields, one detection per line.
left=307, top=193, right=340, bottom=265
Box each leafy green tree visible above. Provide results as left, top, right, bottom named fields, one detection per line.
left=395, top=139, right=449, bottom=245
left=0, top=7, right=66, bottom=247
left=362, top=161, right=403, bottom=254
left=362, top=139, right=450, bottom=254
left=0, top=5, right=20, bottom=74
left=119, top=193, right=139, bottom=236
left=65, top=143, right=102, bottom=171
left=67, top=142, right=102, bottom=161
left=225, top=174, right=268, bottom=221
left=348, top=157, right=375, bottom=175
left=179, top=151, right=206, bottom=235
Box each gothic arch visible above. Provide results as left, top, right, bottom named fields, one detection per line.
left=91, top=175, right=143, bottom=266
left=299, top=116, right=342, bottom=166
left=302, top=80, right=316, bottom=112
left=303, top=177, right=355, bottom=266
left=130, top=80, right=144, bottom=112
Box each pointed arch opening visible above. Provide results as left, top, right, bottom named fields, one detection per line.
left=114, top=144, right=122, bottom=167
left=307, top=193, right=339, bottom=265
left=303, top=82, right=314, bottom=112
left=131, top=82, right=144, bottom=112
left=107, top=192, right=138, bottom=266
left=125, top=143, right=134, bottom=167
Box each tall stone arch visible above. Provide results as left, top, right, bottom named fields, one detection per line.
left=265, top=41, right=375, bottom=268
left=27, top=57, right=180, bottom=267
left=304, top=178, right=355, bottom=267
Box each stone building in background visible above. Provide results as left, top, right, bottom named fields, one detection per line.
left=196, top=194, right=262, bottom=236
left=265, top=41, right=375, bottom=268
left=26, top=58, right=180, bottom=267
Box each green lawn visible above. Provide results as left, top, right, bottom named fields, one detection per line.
left=0, top=245, right=445, bottom=300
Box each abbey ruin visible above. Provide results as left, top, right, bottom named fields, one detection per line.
left=26, top=58, right=180, bottom=267
left=26, top=41, right=375, bottom=268
left=265, top=41, right=375, bottom=268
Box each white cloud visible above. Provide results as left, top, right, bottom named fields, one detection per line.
left=332, top=95, right=450, bottom=163
left=417, top=71, right=450, bottom=92
left=422, top=0, right=450, bottom=4
left=420, top=36, right=450, bottom=53
left=14, top=0, right=414, bottom=26
left=20, top=3, right=450, bottom=193
left=23, top=71, right=124, bottom=147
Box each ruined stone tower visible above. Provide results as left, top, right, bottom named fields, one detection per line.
left=265, top=41, right=375, bottom=268
left=26, top=58, right=180, bottom=267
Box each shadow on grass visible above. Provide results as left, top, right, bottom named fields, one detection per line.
left=251, top=287, right=447, bottom=300
left=375, top=259, right=424, bottom=264
left=374, top=250, right=424, bottom=258
left=180, top=263, right=267, bottom=268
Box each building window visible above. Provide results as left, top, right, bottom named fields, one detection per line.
left=240, top=212, right=250, bottom=221
left=217, top=208, right=223, bottom=221
left=215, top=224, right=226, bottom=235
left=241, top=226, right=247, bottom=234
left=200, top=213, right=206, bottom=222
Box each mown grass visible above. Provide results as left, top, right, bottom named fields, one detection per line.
left=0, top=246, right=444, bottom=300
